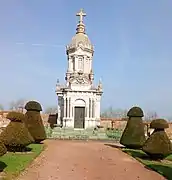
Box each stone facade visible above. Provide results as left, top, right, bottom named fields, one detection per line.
left=56, top=9, right=103, bottom=129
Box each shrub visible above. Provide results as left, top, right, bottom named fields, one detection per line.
left=25, top=100, right=42, bottom=112
left=142, top=119, right=172, bottom=159
left=24, top=101, right=46, bottom=143
left=0, top=140, right=7, bottom=156
left=120, top=106, right=146, bottom=149
left=127, top=106, right=144, bottom=117
left=6, top=111, right=25, bottom=122
left=150, top=119, right=169, bottom=129
left=48, top=114, right=58, bottom=129
left=0, top=111, right=34, bottom=152
left=106, top=128, right=122, bottom=141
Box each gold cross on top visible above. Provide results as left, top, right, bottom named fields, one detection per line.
left=76, top=9, right=86, bottom=23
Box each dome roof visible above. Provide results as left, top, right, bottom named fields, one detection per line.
left=67, top=33, right=93, bottom=50
left=66, top=9, right=94, bottom=52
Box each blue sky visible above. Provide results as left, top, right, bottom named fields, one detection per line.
left=0, top=0, right=172, bottom=117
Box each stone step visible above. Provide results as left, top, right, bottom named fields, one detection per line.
left=46, top=126, right=121, bottom=141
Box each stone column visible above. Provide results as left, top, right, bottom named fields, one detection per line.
left=86, top=100, right=89, bottom=128
left=86, top=56, right=90, bottom=73
left=96, top=98, right=101, bottom=126
left=57, top=104, right=61, bottom=125
left=95, top=100, right=97, bottom=118
left=75, top=56, right=78, bottom=71
left=90, top=98, right=92, bottom=119
left=63, top=97, right=66, bottom=127
left=89, top=98, right=91, bottom=118
left=63, top=97, right=66, bottom=118
left=67, top=97, right=70, bottom=118
left=71, top=58, right=73, bottom=71
left=67, top=58, right=69, bottom=71
left=68, top=57, right=72, bottom=72
left=86, top=102, right=89, bottom=118
left=68, top=98, right=70, bottom=118
left=66, top=97, right=71, bottom=127
left=70, top=99, right=72, bottom=118
left=66, top=97, right=68, bottom=118
left=92, top=99, right=95, bottom=118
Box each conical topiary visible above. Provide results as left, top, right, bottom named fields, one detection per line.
left=142, top=119, right=172, bottom=159
left=120, top=106, right=146, bottom=149
left=24, top=101, right=46, bottom=143
left=0, top=111, right=34, bottom=152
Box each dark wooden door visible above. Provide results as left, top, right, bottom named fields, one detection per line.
left=74, top=107, right=85, bottom=128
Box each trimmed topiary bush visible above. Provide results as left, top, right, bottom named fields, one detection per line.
left=142, top=119, right=172, bottom=159
left=0, top=111, right=34, bottom=152
left=24, top=101, right=46, bottom=143
left=150, top=119, right=169, bottom=129
left=6, top=111, right=25, bottom=122
left=0, top=141, right=7, bottom=156
left=127, top=106, right=144, bottom=117
left=25, top=101, right=42, bottom=111
left=120, top=106, right=146, bottom=149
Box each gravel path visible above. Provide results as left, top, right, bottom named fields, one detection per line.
left=17, top=140, right=165, bottom=180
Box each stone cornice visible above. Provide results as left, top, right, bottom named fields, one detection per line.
left=66, top=46, right=94, bottom=55
left=56, top=87, right=103, bottom=94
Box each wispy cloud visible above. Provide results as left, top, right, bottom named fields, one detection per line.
left=31, top=43, right=45, bottom=46
left=15, top=42, right=64, bottom=48
left=15, top=42, right=25, bottom=45
left=31, top=43, right=64, bottom=48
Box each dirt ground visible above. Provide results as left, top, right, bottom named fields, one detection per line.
left=16, top=140, right=165, bottom=180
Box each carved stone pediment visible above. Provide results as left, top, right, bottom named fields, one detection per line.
left=69, top=73, right=90, bottom=85
left=78, top=41, right=84, bottom=48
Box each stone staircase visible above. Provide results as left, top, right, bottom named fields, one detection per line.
left=46, top=127, right=109, bottom=140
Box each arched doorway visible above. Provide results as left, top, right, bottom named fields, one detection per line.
left=74, top=99, right=85, bottom=129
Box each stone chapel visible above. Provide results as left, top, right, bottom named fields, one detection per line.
left=56, top=9, right=103, bottom=129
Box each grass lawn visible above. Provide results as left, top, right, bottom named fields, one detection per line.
left=123, top=148, right=172, bottom=180
left=0, top=143, right=45, bottom=180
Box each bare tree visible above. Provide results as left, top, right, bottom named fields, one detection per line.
left=45, top=106, right=57, bottom=114
left=101, top=107, right=128, bottom=119
left=0, top=104, right=4, bottom=111
left=145, top=111, right=158, bottom=121
left=9, top=99, right=26, bottom=111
